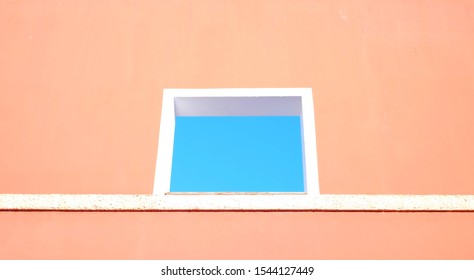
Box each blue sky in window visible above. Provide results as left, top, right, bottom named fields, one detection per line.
left=170, top=116, right=304, bottom=192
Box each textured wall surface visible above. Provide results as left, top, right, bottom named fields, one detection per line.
left=1, top=211, right=474, bottom=259
left=1, top=0, right=474, bottom=259
left=1, top=0, right=474, bottom=194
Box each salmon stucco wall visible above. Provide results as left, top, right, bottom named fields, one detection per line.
left=1, top=0, right=474, bottom=195
left=2, top=211, right=474, bottom=259
left=1, top=0, right=474, bottom=259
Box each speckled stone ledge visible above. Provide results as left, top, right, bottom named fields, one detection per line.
left=1, top=194, right=474, bottom=211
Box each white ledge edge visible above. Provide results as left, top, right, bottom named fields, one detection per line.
left=1, top=194, right=474, bottom=211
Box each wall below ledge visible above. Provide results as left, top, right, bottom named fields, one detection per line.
left=1, top=211, right=473, bottom=259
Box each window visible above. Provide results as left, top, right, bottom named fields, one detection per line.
left=153, top=88, right=319, bottom=195
left=171, top=115, right=305, bottom=192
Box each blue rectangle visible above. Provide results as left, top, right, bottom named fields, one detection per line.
left=170, top=116, right=304, bottom=192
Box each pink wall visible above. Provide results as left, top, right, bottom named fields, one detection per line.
left=1, top=0, right=474, bottom=259
left=2, top=211, right=474, bottom=259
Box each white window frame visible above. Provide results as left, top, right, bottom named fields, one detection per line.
left=154, top=88, right=319, bottom=196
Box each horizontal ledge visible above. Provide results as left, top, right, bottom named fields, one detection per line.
left=1, top=194, right=474, bottom=211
